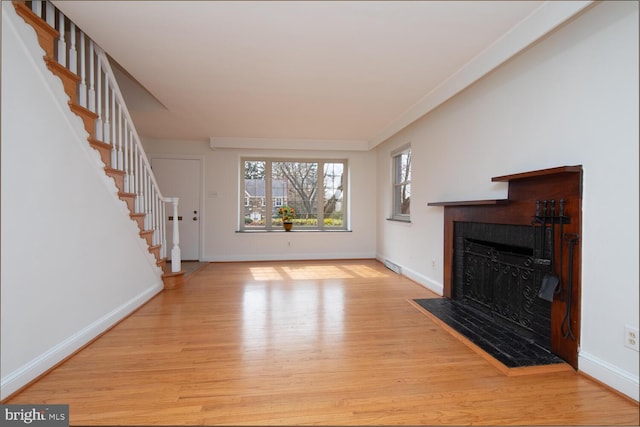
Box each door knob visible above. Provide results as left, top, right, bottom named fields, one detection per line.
left=193, top=217, right=198, bottom=221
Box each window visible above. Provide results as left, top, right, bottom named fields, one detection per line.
left=391, top=145, right=411, bottom=221
left=241, top=158, right=347, bottom=231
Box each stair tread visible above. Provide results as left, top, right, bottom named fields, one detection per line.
left=105, top=167, right=125, bottom=175
left=69, top=101, right=98, bottom=119
left=44, top=58, right=81, bottom=82
left=88, top=138, right=111, bottom=148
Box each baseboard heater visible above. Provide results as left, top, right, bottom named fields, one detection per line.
left=384, top=260, right=402, bottom=275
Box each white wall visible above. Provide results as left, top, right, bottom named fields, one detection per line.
left=142, top=139, right=377, bottom=262
left=376, top=1, right=639, bottom=400
left=1, top=3, right=163, bottom=400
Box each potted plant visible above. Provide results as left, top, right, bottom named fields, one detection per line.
left=278, top=205, right=296, bottom=231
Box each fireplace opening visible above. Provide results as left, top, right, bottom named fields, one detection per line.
left=453, top=222, right=552, bottom=351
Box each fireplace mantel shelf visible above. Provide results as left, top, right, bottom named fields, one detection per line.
left=428, top=166, right=582, bottom=207
left=491, top=165, right=582, bottom=182
left=428, top=199, right=508, bottom=207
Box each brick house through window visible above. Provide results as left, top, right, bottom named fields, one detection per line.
left=244, top=179, right=288, bottom=223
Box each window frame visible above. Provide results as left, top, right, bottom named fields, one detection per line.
left=390, top=144, right=411, bottom=222
left=240, top=157, right=348, bottom=231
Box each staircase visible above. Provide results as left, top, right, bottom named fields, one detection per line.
left=13, top=0, right=184, bottom=289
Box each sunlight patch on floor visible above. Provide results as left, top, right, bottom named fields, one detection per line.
left=249, top=263, right=391, bottom=281
left=249, top=267, right=284, bottom=281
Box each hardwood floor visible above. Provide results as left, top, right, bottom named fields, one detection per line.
left=6, top=260, right=639, bottom=425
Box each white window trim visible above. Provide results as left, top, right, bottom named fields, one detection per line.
left=390, top=144, right=411, bottom=222
left=240, top=157, right=348, bottom=231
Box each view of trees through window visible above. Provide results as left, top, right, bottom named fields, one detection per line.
left=242, top=159, right=347, bottom=230
left=392, top=147, right=411, bottom=220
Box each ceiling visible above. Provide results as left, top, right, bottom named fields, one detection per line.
left=51, top=1, right=591, bottom=150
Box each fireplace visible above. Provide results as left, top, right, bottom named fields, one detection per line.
left=429, top=166, right=583, bottom=368
left=453, top=222, right=551, bottom=350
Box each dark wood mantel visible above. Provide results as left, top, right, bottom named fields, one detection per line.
left=429, top=165, right=583, bottom=368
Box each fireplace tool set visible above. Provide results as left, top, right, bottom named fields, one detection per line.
left=532, top=199, right=578, bottom=340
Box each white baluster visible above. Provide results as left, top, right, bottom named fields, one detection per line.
left=133, top=146, right=140, bottom=213
left=46, top=2, right=54, bottom=27
left=153, top=188, right=159, bottom=245
left=57, top=12, right=66, bottom=67
left=78, top=31, right=87, bottom=107
left=123, top=125, right=130, bottom=192
left=139, top=150, right=145, bottom=216
left=103, top=77, right=110, bottom=143
left=170, top=198, right=181, bottom=272
left=117, top=104, right=123, bottom=170
left=160, top=202, right=167, bottom=259
left=111, top=84, right=116, bottom=166
left=149, top=175, right=155, bottom=233
left=153, top=190, right=158, bottom=246
left=88, top=41, right=96, bottom=112
left=32, top=1, right=42, bottom=18
left=144, top=171, right=151, bottom=230
left=128, top=132, right=135, bottom=195
left=95, top=60, right=103, bottom=140
left=69, top=22, right=77, bottom=75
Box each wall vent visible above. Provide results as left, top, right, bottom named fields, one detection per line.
left=384, top=260, right=402, bottom=275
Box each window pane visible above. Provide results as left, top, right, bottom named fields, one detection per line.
left=270, top=176, right=290, bottom=226
left=273, top=161, right=318, bottom=227
left=323, top=162, right=344, bottom=227
left=244, top=161, right=266, bottom=228
left=393, top=149, right=411, bottom=218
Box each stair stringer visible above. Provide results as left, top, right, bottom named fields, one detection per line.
left=1, top=2, right=163, bottom=400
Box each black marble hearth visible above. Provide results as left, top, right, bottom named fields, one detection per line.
left=414, top=298, right=565, bottom=368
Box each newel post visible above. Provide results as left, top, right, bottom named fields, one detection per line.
left=169, top=197, right=181, bottom=273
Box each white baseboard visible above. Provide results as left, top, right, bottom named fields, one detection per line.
left=375, top=255, right=443, bottom=296
left=0, top=283, right=162, bottom=400
left=579, top=351, right=639, bottom=402
left=204, top=252, right=377, bottom=262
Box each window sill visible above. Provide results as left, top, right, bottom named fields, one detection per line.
left=386, top=217, right=411, bottom=223
left=236, top=229, right=352, bottom=233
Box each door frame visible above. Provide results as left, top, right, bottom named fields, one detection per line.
left=148, top=154, right=205, bottom=262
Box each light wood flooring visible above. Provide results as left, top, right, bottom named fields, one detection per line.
left=6, top=260, right=639, bottom=425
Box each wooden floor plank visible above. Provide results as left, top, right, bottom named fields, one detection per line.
left=6, top=260, right=639, bottom=425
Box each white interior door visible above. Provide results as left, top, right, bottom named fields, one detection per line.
left=151, top=157, right=201, bottom=261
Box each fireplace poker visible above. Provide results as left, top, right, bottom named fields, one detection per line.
left=556, top=199, right=565, bottom=299
left=541, top=200, right=548, bottom=258
left=538, top=200, right=560, bottom=302
left=561, top=233, right=579, bottom=341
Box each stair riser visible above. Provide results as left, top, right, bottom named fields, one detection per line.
left=118, top=193, right=135, bottom=212
left=149, top=246, right=161, bottom=262
left=69, top=103, right=98, bottom=140
left=105, top=169, right=125, bottom=193
left=89, top=142, right=112, bottom=168
left=140, top=231, right=153, bottom=246
left=45, top=59, right=80, bottom=103
left=131, top=215, right=145, bottom=231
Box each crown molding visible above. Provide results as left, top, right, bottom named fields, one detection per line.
left=368, top=0, right=594, bottom=150
left=210, top=137, right=369, bottom=152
